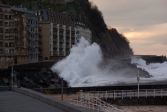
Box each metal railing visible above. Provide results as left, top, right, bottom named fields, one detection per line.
left=67, top=88, right=167, bottom=111
left=87, top=88, right=167, bottom=99
left=68, top=93, right=123, bottom=112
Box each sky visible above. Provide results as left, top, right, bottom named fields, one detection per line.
left=91, top=0, right=167, bottom=56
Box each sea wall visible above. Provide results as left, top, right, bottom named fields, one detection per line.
left=103, top=97, right=167, bottom=106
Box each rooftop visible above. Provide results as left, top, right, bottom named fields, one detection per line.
left=11, top=7, right=35, bottom=14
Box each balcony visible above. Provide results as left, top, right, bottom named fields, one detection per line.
left=5, top=36, right=15, bottom=40
left=35, top=51, right=39, bottom=54
left=5, top=17, right=14, bottom=21
left=29, top=44, right=33, bottom=47
left=4, top=52, right=15, bottom=55
left=31, top=38, right=35, bottom=41
left=35, top=44, right=39, bottom=47
left=33, top=45, right=36, bottom=48
left=59, top=39, right=64, bottom=43
left=5, top=24, right=15, bottom=27
left=29, top=37, right=32, bottom=40
left=0, top=51, right=3, bottom=55
left=35, top=37, right=39, bottom=41
left=53, top=38, right=57, bottom=42
left=15, top=52, right=28, bottom=55
left=5, top=45, right=15, bottom=48
left=29, top=51, right=33, bottom=54
left=5, top=31, right=15, bottom=34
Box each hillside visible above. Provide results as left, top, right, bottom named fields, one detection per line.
left=1, top=0, right=133, bottom=58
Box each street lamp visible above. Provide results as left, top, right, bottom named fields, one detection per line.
left=11, top=65, right=13, bottom=86
left=137, top=67, right=140, bottom=98
left=61, top=78, right=63, bottom=101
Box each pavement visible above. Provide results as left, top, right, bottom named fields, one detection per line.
left=0, top=91, right=65, bottom=112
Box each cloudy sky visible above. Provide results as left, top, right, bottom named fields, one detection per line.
left=91, top=0, right=167, bottom=56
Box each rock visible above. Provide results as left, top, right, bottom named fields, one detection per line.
left=3, top=78, right=9, bottom=84
left=50, top=78, right=59, bottom=84
left=23, top=77, right=30, bottom=82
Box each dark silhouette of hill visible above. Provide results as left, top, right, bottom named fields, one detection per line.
left=74, top=0, right=133, bottom=58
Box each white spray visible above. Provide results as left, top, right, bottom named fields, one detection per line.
left=131, top=57, right=167, bottom=82
left=51, top=37, right=167, bottom=87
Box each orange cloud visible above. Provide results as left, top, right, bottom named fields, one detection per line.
left=124, top=31, right=151, bottom=39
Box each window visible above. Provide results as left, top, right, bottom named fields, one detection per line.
left=5, top=49, right=9, bottom=54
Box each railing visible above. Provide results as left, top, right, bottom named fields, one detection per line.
left=5, top=24, right=14, bottom=27
left=87, top=88, right=167, bottom=99
left=68, top=93, right=123, bottom=112
left=67, top=89, right=167, bottom=111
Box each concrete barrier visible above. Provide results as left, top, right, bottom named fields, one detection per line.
left=12, top=87, right=91, bottom=112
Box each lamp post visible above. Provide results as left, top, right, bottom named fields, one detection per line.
left=137, top=67, right=140, bottom=98
left=11, top=65, right=13, bottom=86
left=61, top=78, right=63, bottom=101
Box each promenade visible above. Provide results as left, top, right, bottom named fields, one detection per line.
left=0, top=86, right=91, bottom=112
left=0, top=91, right=65, bottom=112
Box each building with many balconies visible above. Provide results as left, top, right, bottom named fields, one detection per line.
left=11, top=7, right=39, bottom=64
left=0, top=1, right=92, bottom=68
left=0, top=2, right=15, bottom=68
left=34, top=6, right=92, bottom=61
left=35, top=7, right=76, bottom=61
left=38, top=21, right=75, bottom=61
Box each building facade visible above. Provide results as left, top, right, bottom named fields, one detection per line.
left=35, top=8, right=92, bottom=61
left=35, top=8, right=76, bottom=61
left=0, top=2, right=92, bottom=68
left=35, top=8, right=74, bottom=26
left=0, top=3, right=15, bottom=68
left=39, top=22, right=75, bottom=61
left=11, top=7, right=39, bottom=64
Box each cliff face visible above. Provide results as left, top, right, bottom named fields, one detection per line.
left=67, top=0, right=133, bottom=58
left=1, top=0, right=133, bottom=58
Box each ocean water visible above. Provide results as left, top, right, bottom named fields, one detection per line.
left=51, top=37, right=167, bottom=87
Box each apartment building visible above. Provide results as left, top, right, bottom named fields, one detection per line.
left=34, top=7, right=92, bottom=61
left=35, top=7, right=74, bottom=26
left=0, top=3, right=15, bottom=68
left=11, top=7, right=39, bottom=64
left=35, top=8, right=75, bottom=61
left=38, top=21, right=75, bottom=61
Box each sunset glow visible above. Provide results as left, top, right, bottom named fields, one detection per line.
left=92, top=0, right=167, bottom=56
